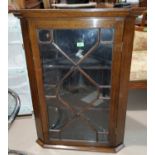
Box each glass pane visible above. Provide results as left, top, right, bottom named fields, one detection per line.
left=37, top=28, right=114, bottom=144
left=47, top=98, right=74, bottom=130
left=80, top=43, right=113, bottom=87
left=53, top=29, right=98, bottom=63
left=59, top=69, right=99, bottom=110
left=101, top=28, right=114, bottom=41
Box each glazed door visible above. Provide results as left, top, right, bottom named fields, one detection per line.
left=29, top=17, right=124, bottom=146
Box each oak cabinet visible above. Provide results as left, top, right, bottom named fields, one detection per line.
left=14, top=9, right=135, bottom=152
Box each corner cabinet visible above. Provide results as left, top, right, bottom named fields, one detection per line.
left=14, top=9, right=135, bottom=153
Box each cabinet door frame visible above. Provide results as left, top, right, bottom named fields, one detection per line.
left=27, top=17, right=124, bottom=146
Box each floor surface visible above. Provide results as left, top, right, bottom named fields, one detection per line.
left=8, top=90, right=147, bottom=155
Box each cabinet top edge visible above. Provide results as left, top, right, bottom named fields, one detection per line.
left=12, top=8, right=138, bottom=19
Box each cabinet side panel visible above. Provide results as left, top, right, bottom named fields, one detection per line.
left=20, top=18, right=44, bottom=141
left=116, top=16, right=135, bottom=145
left=108, top=19, right=124, bottom=146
